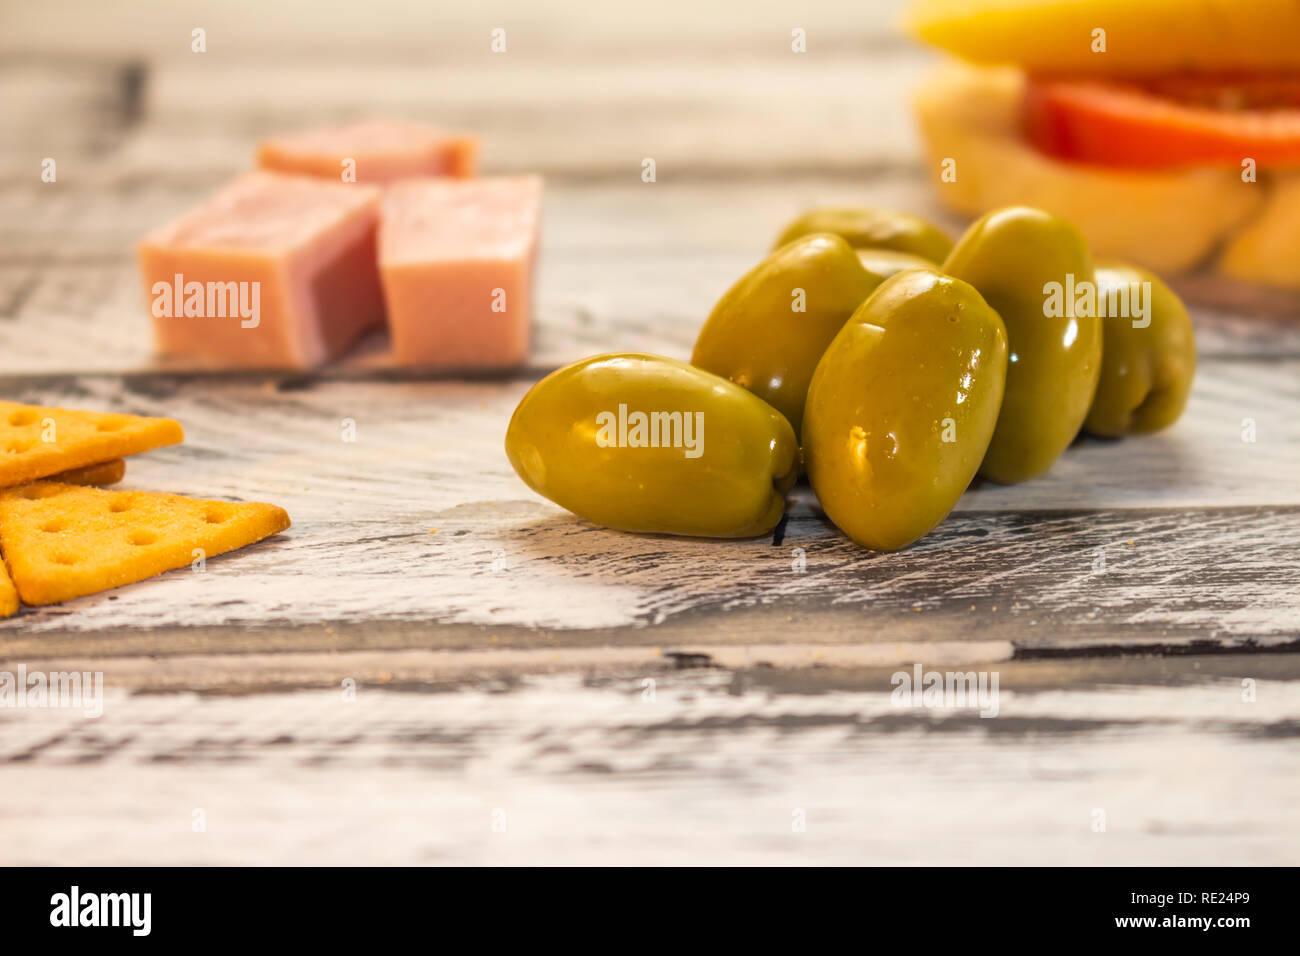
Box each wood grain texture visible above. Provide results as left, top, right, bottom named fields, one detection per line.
left=2, top=0, right=1298, bottom=868
left=0, top=0, right=923, bottom=182
left=0, top=2, right=1293, bottom=657
left=1, top=662, right=1296, bottom=865
left=0, top=362, right=1293, bottom=645
left=0, top=0, right=910, bottom=62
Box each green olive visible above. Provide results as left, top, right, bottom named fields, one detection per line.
left=1084, top=262, right=1196, bottom=436
left=773, top=207, right=954, bottom=263
left=802, top=269, right=1008, bottom=551
left=505, top=353, right=798, bottom=538
left=856, top=248, right=939, bottom=280
left=943, top=206, right=1101, bottom=484
left=691, top=233, right=879, bottom=438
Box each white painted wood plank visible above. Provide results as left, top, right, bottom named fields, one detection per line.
left=0, top=0, right=1295, bottom=654
left=0, top=643, right=1020, bottom=692
left=1, top=671, right=1296, bottom=865
left=0, top=6, right=928, bottom=179
left=0, top=364, right=1294, bottom=641
left=109, top=54, right=927, bottom=180
left=0, top=0, right=913, bottom=62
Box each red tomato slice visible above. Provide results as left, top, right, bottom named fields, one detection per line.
left=1024, top=77, right=1300, bottom=169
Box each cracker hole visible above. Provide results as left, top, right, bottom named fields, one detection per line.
left=203, top=509, right=227, bottom=524
left=41, top=520, right=65, bottom=533
left=51, top=552, right=78, bottom=566
left=96, top=419, right=126, bottom=432
left=109, top=500, right=131, bottom=513
left=5, top=440, right=31, bottom=454
left=129, top=530, right=158, bottom=546
left=7, top=410, right=38, bottom=427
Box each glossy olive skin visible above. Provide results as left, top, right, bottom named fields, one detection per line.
left=856, top=248, right=938, bottom=280
left=691, top=233, right=880, bottom=438
left=1085, top=263, right=1196, bottom=436
left=802, top=269, right=1008, bottom=551
left=773, top=207, right=954, bottom=263
left=505, top=353, right=798, bottom=538
left=943, top=206, right=1101, bottom=484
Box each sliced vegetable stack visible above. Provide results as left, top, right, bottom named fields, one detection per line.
left=906, top=0, right=1300, bottom=294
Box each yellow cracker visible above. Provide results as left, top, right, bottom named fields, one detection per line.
left=48, top=459, right=127, bottom=487
left=0, top=482, right=290, bottom=606
left=0, top=401, right=183, bottom=487
left=0, top=556, right=16, bottom=617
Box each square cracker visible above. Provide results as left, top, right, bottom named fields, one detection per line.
left=50, top=459, right=127, bottom=487
left=0, top=402, right=182, bottom=487
left=0, top=482, right=289, bottom=606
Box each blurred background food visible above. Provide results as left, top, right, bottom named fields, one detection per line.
left=0, top=0, right=967, bottom=375
left=908, top=0, right=1300, bottom=309
left=2, top=0, right=1294, bottom=379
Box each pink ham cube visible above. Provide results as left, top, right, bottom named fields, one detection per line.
left=258, top=119, right=478, bottom=184
left=379, top=176, right=542, bottom=368
left=138, top=171, right=385, bottom=368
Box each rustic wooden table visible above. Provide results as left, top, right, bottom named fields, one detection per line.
left=0, top=0, right=1296, bottom=865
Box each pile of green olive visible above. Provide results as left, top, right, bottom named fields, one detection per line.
left=505, top=205, right=1196, bottom=550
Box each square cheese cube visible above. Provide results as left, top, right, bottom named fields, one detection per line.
left=138, top=171, right=385, bottom=368
left=379, top=176, right=542, bottom=368
left=258, top=119, right=478, bottom=184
